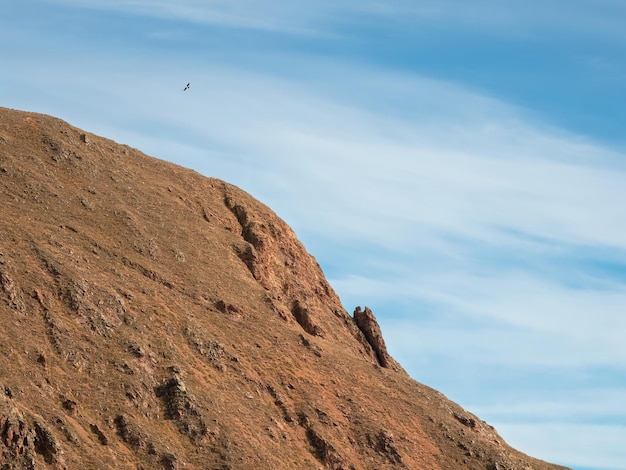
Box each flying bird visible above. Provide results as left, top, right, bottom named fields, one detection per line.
left=183, top=83, right=190, bottom=91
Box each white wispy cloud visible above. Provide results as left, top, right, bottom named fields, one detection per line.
left=467, top=387, right=626, bottom=468
left=40, top=0, right=334, bottom=33
left=493, top=423, right=626, bottom=470
left=40, top=0, right=626, bottom=41
left=473, top=388, right=626, bottom=422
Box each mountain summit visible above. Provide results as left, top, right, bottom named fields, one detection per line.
left=0, top=107, right=567, bottom=469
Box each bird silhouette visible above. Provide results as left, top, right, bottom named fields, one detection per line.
left=183, top=83, right=190, bottom=91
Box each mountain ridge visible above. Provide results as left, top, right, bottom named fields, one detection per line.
left=0, top=106, right=568, bottom=469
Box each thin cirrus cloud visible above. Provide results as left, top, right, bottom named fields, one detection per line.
left=41, top=0, right=626, bottom=39
left=492, top=423, right=626, bottom=470
left=40, top=0, right=335, bottom=33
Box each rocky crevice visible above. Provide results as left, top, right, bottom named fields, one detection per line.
left=0, top=269, right=26, bottom=312
left=1, top=398, right=66, bottom=469
left=296, top=410, right=352, bottom=470
left=369, top=429, right=404, bottom=465
left=291, top=300, right=323, bottom=337
left=154, top=370, right=209, bottom=444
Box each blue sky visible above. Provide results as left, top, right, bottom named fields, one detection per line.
left=3, top=1, right=626, bottom=468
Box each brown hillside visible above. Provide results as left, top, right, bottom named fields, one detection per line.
left=0, top=107, right=568, bottom=470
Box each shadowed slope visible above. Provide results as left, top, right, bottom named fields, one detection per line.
left=0, top=107, right=567, bottom=469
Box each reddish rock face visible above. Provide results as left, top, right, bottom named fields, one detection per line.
left=353, top=306, right=393, bottom=369
left=0, top=107, right=568, bottom=470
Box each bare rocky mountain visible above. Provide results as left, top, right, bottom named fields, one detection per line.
left=0, top=107, right=568, bottom=470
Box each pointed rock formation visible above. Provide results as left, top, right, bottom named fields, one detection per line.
left=353, top=306, right=397, bottom=370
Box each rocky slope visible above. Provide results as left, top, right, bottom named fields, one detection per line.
left=0, top=107, right=568, bottom=469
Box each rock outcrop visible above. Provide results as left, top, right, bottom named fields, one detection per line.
left=1, top=395, right=65, bottom=469
left=353, top=306, right=398, bottom=370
